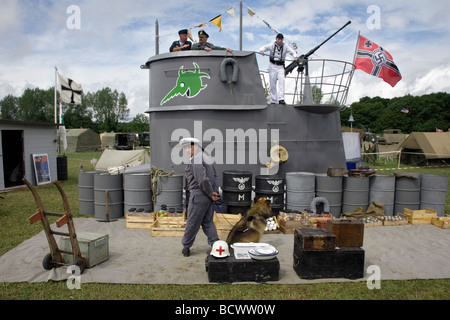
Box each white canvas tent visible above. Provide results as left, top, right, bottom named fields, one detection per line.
left=95, top=149, right=150, bottom=172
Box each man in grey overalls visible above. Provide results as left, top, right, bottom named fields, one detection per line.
left=180, top=138, right=219, bottom=257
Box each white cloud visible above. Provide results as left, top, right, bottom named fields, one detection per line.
left=0, top=0, right=449, bottom=119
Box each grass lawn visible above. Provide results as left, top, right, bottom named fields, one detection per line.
left=0, top=151, right=449, bottom=300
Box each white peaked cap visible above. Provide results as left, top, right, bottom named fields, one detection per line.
left=179, top=137, right=200, bottom=147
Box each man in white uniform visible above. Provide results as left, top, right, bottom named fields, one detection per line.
left=259, top=33, right=297, bottom=104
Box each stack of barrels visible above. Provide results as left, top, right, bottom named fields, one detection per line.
left=221, top=170, right=286, bottom=216
left=78, top=170, right=447, bottom=220
left=78, top=170, right=184, bottom=221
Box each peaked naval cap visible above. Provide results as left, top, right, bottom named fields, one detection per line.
left=198, top=30, right=209, bottom=37
left=179, top=137, right=200, bottom=148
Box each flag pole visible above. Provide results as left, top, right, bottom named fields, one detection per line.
left=54, top=67, right=58, bottom=124
left=351, top=31, right=360, bottom=67
left=239, top=0, right=243, bottom=50
left=341, top=31, right=359, bottom=106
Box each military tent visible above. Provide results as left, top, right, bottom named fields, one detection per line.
left=95, top=149, right=150, bottom=172
left=65, top=129, right=101, bottom=153
left=399, top=132, right=450, bottom=165
left=100, top=132, right=116, bottom=150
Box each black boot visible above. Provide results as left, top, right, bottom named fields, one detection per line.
left=182, top=247, right=190, bottom=257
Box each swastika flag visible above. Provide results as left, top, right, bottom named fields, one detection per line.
left=354, top=35, right=402, bottom=87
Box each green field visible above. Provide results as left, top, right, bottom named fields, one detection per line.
left=0, top=152, right=449, bottom=300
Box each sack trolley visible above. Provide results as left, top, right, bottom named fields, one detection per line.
left=23, top=178, right=87, bottom=274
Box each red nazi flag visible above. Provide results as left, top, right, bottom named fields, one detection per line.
left=354, top=35, right=402, bottom=87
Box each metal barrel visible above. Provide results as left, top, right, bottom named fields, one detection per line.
left=286, top=172, right=315, bottom=212
left=342, top=176, right=370, bottom=214
left=222, top=170, right=253, bottom=215
left=254, top=175, right=285, bottom=215
left=369, top=174, right=396, bottom=216
left=94, top=173, right=124, bottom=221
left=394, top=175, right=421, bottom=215
left=420, top=174, right=447, bottom=216
left=78, top=170, right=97, bottom=216
left=154, top=174, right=184, bottom=212
left=315, top=174, right=343, bottom=217
left=124, top=173, right=153, bottom=214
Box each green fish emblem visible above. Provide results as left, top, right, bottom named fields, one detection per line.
left=161, top=62, right=210, bottom=105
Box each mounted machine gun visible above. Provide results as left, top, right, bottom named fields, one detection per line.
left=285, top=21, right=352, bottom=76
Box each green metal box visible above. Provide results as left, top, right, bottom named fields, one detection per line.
left=60, top=231, right=109, bottom=268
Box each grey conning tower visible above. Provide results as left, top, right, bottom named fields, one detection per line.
left=141, top=49, right=353, bottom=185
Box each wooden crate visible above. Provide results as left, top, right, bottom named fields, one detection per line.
left=150, top=212, right=186, bottom=237
left=213, top=212, right=242, bottom=237
left=125, top=212, right=154, bottom=229
left=302, top=212, right=333, bottom=228
left=264, top=216, right=280, bottom=234
left=380, top=215, right=408, bottom=226
left=363, top=220, right=383, bottom=228
left=278, top=212, right=309, bottom=234
left=326, top=219, right=364, bottom=247
left=431, top=217, right=450, bottom=229
left=403, top=208, right=437, bottom=225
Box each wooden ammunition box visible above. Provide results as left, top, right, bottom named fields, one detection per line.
left=326, top=219, right=364, bottom=247
left=294, top=228, right=336, bottom=253
left=206, top=251, right=280, bottom=283
left=293, top=247, right=365, bottom=280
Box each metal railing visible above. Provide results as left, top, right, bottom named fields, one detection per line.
left=260, top=59, right=355, bottom=107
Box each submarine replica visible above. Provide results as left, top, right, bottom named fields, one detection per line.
left=141, top=22, right=354, bottom=184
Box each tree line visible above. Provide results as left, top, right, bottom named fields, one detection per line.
left=340, top=92, right=450, bottom=134
left=0, top=87, right=149, bottom=133
left=2, top=88, right=448, bottom=134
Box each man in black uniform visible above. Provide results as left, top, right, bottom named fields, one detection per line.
left=169, top=29, right=192, bottom=52
left=180, top=137, right=220, bottom=257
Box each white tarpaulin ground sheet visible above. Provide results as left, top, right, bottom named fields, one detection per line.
left=0, top=218, right=449, bottom=284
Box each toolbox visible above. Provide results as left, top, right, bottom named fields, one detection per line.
left=326, top=219, right=364, bottom=247
left=294, top=228, right=336, bottom=253
left=205, top=250, right=280, bottom=283
left=60, top=231, right=109, bottom=268
left=293, top=247, right=365, bottom=280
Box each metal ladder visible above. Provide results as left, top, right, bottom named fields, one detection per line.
left=23, top=178, right=87, bottom=274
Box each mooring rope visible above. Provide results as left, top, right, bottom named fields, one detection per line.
left=151, top=166, right=175, bottom=204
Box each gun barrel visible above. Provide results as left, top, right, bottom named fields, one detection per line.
left=304, top=20, right=351, bottom=59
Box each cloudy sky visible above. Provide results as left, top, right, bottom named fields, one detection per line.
left=1, top=0, right=449, bottom=119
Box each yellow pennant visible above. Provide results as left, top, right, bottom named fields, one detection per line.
left=210, top=15, right=222, bottom=31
